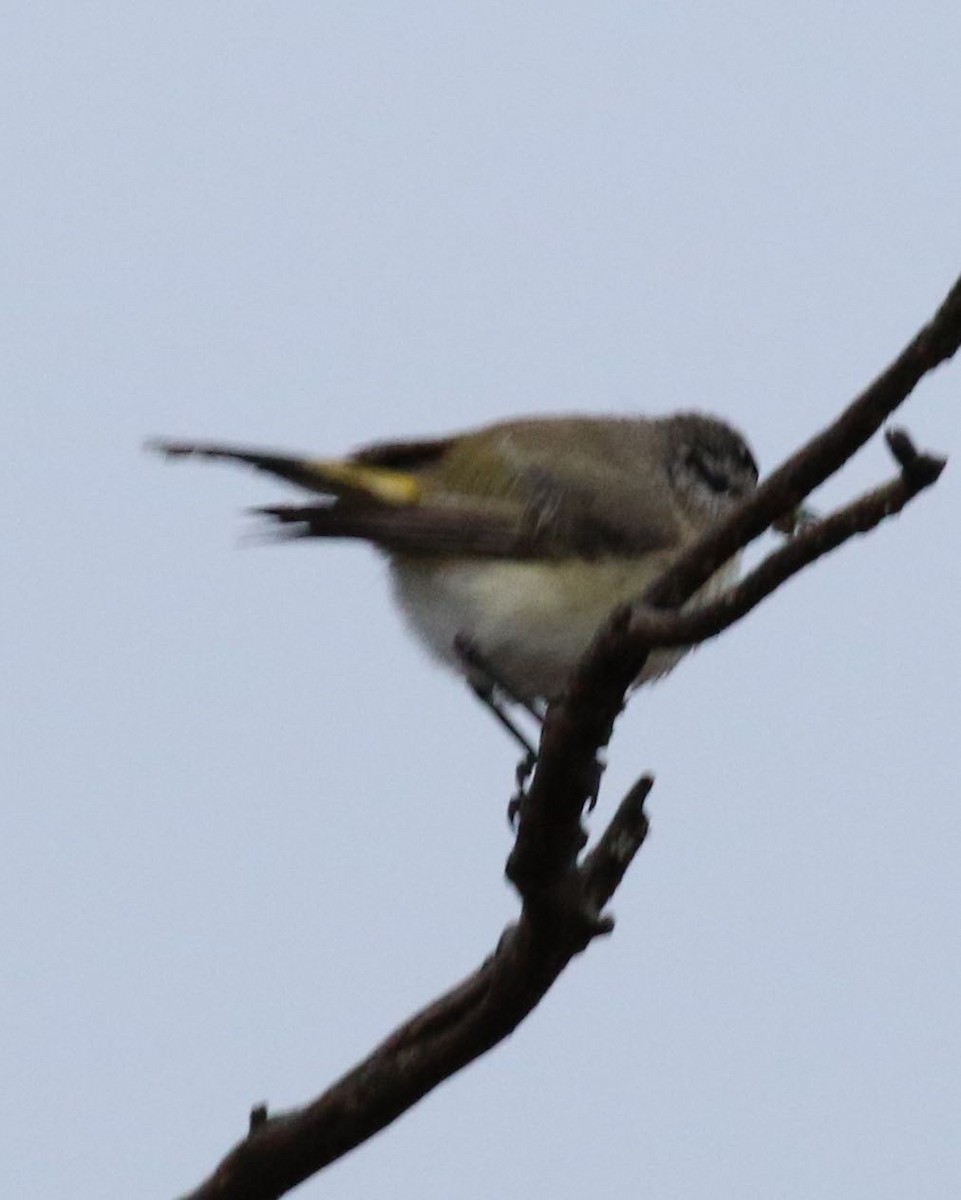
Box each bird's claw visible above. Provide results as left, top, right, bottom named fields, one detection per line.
left=507, top=749, right=538, bottom=827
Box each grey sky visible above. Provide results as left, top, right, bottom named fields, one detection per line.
left=3, top=5, right=959, bottom=1197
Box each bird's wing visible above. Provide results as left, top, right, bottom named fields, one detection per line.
left=256, top=501, right=531, bottom=557
left=148, top=436, right=530, bottom=554
left=409, top=420, right=684, bottom=557
left=149, top=420, right=682, bottom=559
left=351, top=435, right=455, bottom=471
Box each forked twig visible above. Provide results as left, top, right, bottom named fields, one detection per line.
left=179, top=273, right=958, bottom=1200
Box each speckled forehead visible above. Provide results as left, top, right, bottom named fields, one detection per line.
left=665, top=413, right=759, bottom=478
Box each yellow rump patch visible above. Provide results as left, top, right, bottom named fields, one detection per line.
left=306, top=458, right=422, bottom=506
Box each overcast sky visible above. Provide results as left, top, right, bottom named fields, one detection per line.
left=3, top=5, right=960, bottom=1198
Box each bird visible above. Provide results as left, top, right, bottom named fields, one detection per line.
left=148, top=412, right=759, bottom=745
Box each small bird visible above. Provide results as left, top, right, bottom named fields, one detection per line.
left=149, top=412, right=759, bottom=739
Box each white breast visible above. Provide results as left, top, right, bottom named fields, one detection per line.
left=390, top=553, right=739, bottom=703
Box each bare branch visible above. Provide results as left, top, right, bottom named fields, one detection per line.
left=619, top=429, right=946, bottom=653
left=176, top=272, right=959, bottom=1200
left=645, top=271, right=961, bottom=611
left=534, top=270, right=961, bottom=804
left=179, top=770, right=652, bottom=1200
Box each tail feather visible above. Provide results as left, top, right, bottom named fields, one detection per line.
left=254, top=502, right=532, bottom=558
left=146, top=438, right=421, bottom=504
left=150, top=437, right=535, bottom=556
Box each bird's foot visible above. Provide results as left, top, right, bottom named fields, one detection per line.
left=507, top=748, right=538, bottom=827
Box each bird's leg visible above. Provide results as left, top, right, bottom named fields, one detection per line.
left=467, top=682, right=538, bottom=827
left=468, top=682, right=539, bottom=770
left=454, top=634, right=544, bottom=725
left=455, top=635, right=541, bottom=822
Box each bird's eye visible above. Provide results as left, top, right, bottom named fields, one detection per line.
left=685, top=448, right=730, bottom=494
left=738, top=445, right=759, bottom=478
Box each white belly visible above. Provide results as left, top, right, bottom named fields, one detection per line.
left=390, top=554, right=738, bottom=703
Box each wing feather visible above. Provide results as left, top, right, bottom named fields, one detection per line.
left=151, top=417, right=684, bottom=560
left=256, top=502, right=532, bottom=557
